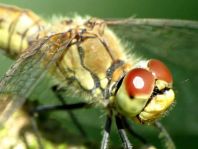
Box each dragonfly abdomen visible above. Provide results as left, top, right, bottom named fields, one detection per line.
left=0, top=4, right=45, bottom=58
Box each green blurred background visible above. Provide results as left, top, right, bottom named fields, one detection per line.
left=0, top=0, right=198, bottom=20
left=0, top=0, right=198, bottom=149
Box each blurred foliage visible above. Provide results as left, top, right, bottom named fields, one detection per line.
left=0, top=0, right=198, bottom=149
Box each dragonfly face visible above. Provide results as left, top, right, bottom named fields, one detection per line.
left=115, top=59, right=175, bottom=123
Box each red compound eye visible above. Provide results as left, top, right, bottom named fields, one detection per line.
left=148, top=59, right=173, bottom=83
left=125, top=68, right=155, bottom=97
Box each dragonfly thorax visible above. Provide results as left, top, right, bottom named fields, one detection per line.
left=54, top=19, right=135, bottom=102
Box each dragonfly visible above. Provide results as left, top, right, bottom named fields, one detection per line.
left=0, top=3, right=197, bottom=149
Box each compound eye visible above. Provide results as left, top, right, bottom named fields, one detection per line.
left=125, top=68, right=155, bottom=98
left=148, top=59, right=173, bottom=83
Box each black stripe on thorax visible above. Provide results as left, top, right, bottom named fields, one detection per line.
left=103, top=60, right=125, bottom=99
left=106, top=60, right=124, bottom=80
left=56, top=61, right=95, bottom=94
left=77, top=44, right=102, bottom=92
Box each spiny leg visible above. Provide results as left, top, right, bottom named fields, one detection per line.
left=32, top=102, right=90, bottom=138
left=100, top=115, right=112, bottom=149
left=115, top=115, right=132, bottom=149
left=29, top=101, right=89, bottom=149
left=51, top=85, right=88, bottom=137
left=122, top=117, right=147, bottom=144
left=154, top=121, right=176, bottom=149
left=33, top=102, right=89, bottom=112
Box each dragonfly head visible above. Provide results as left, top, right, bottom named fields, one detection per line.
left=115, top=59, right=175, bottom=123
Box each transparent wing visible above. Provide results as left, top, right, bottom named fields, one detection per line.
left=106, top=18, right=198, bottom=72
left=0, top=32, right=73, bottom=124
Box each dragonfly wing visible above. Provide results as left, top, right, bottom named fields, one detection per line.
left=106, top=18, right=198, bottom=72
left=0, top=32, right=73, bottom=124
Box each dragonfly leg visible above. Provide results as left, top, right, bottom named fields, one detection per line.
left=115, top=115, right=132, bottom=149
left=100, top=115, right=112, bottom=149
left=30, top=101, right=90, bottom=145
left=122, top=117, right=147, bottom=144
left=31, top=102, right=89, bottom=113
left=31, top=102, right=90, bottom=138
left=154, top=121, right=176, bottom=149
left=51, top=85, right=90, bottom=137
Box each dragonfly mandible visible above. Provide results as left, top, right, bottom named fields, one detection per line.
left=0, top=4, right=198, bottom=149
